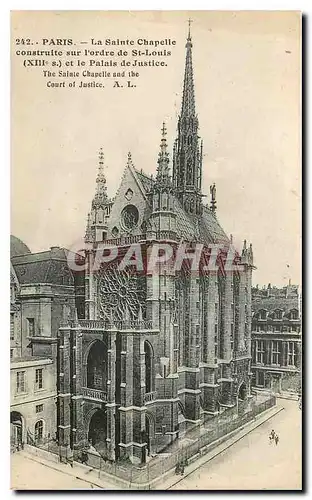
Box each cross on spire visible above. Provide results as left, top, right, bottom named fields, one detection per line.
left=187, top=17, right=193, bottom=39
left=181, top=19, right=195, bottom=117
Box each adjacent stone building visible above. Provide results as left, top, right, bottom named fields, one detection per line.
left=251, top=282, right=301, bottom=397
left=58, top=27, right=255, bottom=465
left=10, top=236, right=84, bottom=449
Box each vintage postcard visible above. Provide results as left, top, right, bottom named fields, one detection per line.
left=10, top=10, right=302, bottom=490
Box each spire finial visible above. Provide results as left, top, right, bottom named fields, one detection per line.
left=155, top=121, right=171, bottom=186
left=84, top=212, right=93, bottom=243
left=97, top=148, right=105, bottom=179
left=187, top=17, right=193, bottom=40
left=210, top=183, right=217, bottom=214
left=180, top=18, right=195, bottom=118
left=99, top=147, right=104, bottom=164
left=161, top=121, right=167, bottom=138
left=127, top=151, right=132, bottom=166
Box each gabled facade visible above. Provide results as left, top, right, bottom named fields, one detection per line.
left=57, top=27, right=255, bottom=465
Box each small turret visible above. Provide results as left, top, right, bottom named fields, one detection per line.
left=92, top=148, right=108, bottom=209
left=147, top=123, right=177, bottom=241
left=86, top=149, right=113, bottom=243
left=155, top=122, right=171, bottom=187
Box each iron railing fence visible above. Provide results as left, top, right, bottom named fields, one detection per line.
left=21, top=394, right=276, bottom=485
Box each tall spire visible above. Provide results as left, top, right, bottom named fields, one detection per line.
left=92, top=148, right=108, bottom=209
left=181, top=18, right=196, bottom=119
left=172, top=20, right=203, bottom=215
left=156, top=122, right=171, bottom=186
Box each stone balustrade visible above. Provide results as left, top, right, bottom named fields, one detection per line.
left=144, top=391, right=157, bottom=403
left=82, top=387, right=107, bottom=402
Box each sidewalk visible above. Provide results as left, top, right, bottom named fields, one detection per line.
left=19, top=450, right=119, bottom=490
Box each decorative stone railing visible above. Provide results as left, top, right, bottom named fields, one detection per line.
left=144, top=391, right=157, bottom=403
left=102, top=234, right=146, bottom=246
left=82, top=387, right=107, bottom=402
left=73, top=319, right=155, bottom=331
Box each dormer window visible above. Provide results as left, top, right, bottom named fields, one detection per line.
left=289, top=309, right=299, bottom=320
left=274, top=309, right=283, bottom=320
left=258, top=309, right=267, bottom=320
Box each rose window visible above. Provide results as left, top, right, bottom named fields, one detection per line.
left=121, top=204, right=139, bottom=231
left=98, top=264, right=146, bottom=321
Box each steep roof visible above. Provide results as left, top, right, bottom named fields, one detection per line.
left=132, top=167, right=229, bottom=245
left=10, top=235, right=31, bottom=257
left=11, top=247, right=75, bottom=286
left=135, top=169, right=154, bottom=193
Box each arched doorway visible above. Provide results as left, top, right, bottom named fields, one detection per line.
left=87, top=340, right=108, bottom=391
left=88, top=409, right=107, bottom=455
left=238, top=382, right=247, bottom=401
left=10, top=411, right=24, bottom=448
left=144, top=341, right=153, bottom=394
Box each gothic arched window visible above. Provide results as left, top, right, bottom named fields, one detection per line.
left=35, top=420, right=44, bottom=442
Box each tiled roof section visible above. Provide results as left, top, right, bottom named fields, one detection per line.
left=135, top=169, right=154, bottom=193
left=133, top=168, right=229, bottom=245
left=252, top=297, right=299, bottom=315
left=11, top=247, right=74, bottom=286
left=201, top=205, right=229, bottom=244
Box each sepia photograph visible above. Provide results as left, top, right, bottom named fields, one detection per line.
left=10, top=10, right=301, bottom=491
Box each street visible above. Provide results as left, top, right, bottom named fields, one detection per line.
left=169, top=399, right=302, bottom=490
left=11, top=453, right=102, bottom=490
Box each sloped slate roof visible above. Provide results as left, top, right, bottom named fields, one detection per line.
left=133, top=167, right=229, bottom=245
left=252, top=297, right=299, bottom=314
left=11, top=247, right=75, bottom=286
left=10, top=235, right=31, bottom=257
left=135, top=170, right=154, bottom=193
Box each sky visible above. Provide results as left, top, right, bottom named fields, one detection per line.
left=11, top=10, right=301, bottom=287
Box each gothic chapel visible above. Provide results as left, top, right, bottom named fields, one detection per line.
left=57, top=25, right=254, bottom=465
